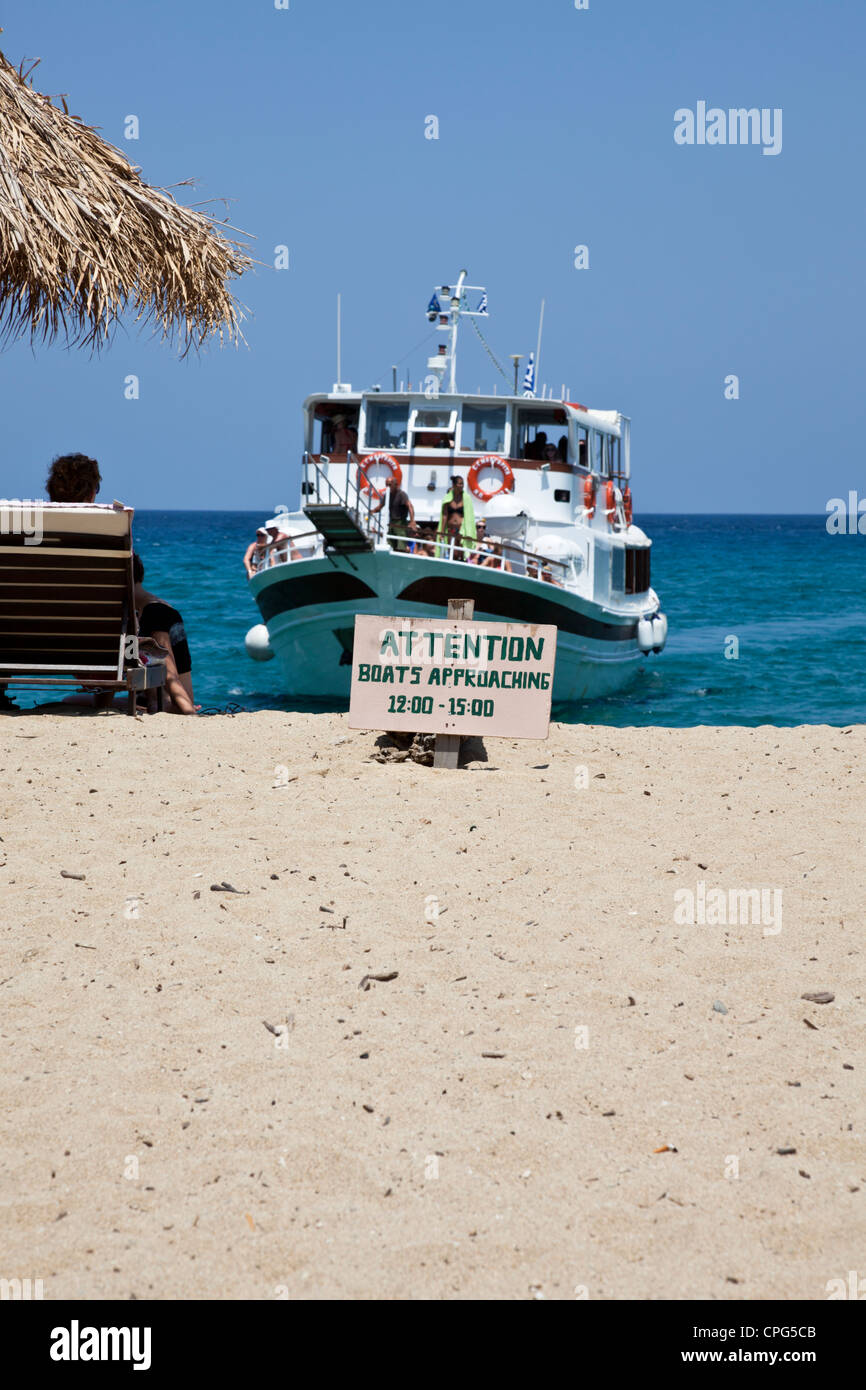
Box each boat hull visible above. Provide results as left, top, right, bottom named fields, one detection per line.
left=250, top=550, right=655, bottom=702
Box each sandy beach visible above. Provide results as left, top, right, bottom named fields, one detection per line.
left=1, top=710, right=863, bottom=1301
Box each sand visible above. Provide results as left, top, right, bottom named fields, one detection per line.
left=1, top=709, right=863, bottom=1301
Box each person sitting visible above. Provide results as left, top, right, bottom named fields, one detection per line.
left=415, top=524, right=438, bottom=557
left=543, top=443, right=559, bottom=465
left=243, top=527, right=271, bottom=578
left=467, top=518, right=492, bottom=564
left=541, top=565, right=562, bottom=586
left=525, top=430, right=547, bottom=461
left=266, top=522, right=298, bottom=565
left=526, top=559, right=540, bottom=580
left=480, top=539, right=512, bottom=573
left=45, top=452, right=101, bottom=503
left=133, top=554, right=197, bottom=714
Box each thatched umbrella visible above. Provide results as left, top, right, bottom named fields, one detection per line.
left=0, top=44, right=252, bottom=353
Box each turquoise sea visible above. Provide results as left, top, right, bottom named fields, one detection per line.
left=93, top=512, right=866, bottom=726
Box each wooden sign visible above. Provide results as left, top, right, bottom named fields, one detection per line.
left=348, top=612, right=558, bottom=741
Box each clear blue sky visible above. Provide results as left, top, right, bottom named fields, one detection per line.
left=1, top=0, right=863, bottom=511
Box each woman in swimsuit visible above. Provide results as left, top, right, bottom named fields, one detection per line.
left=133, top=553, right=197, bottom=714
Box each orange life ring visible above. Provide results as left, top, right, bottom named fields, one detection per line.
left=467, top=455, right=515, bottom=502
left=582, top=475, right=596, bottom=519
left=604, top=479, right=617, bottom=524
left=357, top=453, right=402, bottom=499
left=623, top=485, right=633, bottom=527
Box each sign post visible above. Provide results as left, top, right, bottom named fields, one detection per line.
left=434, top=598, right=474, bottom=769
left=348, top=608, right=558, bottom=761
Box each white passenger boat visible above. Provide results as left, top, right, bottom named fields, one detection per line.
left=245, top=271, right=667, bottom=701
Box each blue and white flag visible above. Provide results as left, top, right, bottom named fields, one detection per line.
left=427, top=292, right=441, bottom=316
left=522, top=352, right=536, bottom=397
left=476, top=292, right=488, bottom=315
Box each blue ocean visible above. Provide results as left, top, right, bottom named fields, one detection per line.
left=121, top=512, right=865, bottom=727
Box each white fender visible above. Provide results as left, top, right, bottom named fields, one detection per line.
left=637, top=617, right=655, bottom=653
left=245, top=623, right=274, bottom=662
left=651, top=613, right=668, bottom=652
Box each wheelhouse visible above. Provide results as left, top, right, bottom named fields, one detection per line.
left=305, top=391, right=630, bottom=485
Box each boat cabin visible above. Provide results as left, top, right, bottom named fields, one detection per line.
left=304, top=391, right=629, bottom=529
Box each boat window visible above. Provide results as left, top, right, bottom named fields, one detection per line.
left=460, top=404, right=507, bottom=453
left=364, top=402, right=409, bottom=450
left=625, top=547, right=651, bottom=593
left=314, top=406, right=360, bottom=456
left=576, top=426, right=590, bottom=472
left=609, top=435, right=622, bottom=477
left=411, top=406, right=456, bottom=450
left=590, top=431, right=604, bottom=475
left=516, top=408, right=569, bottom=462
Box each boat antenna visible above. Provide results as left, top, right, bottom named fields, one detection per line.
left=510, top=354, right=523, bottom=396
left=336, top=293, right=342, bottom=387
left=535, top=298, right=545, bottom=389
left=426, top=270, right=488, bottom=394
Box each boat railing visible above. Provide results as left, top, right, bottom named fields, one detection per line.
left=381, top=530, right=576, bottom=588
left=302, top=451, right=383, bottom=538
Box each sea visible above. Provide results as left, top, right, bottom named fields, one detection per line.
left=55, top=512, right=866, bottom=726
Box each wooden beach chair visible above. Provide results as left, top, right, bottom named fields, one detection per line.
left=0, top=501, right=167, bottom=714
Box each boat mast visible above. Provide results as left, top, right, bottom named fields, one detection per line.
left=447, top=269, right=467, bottom=394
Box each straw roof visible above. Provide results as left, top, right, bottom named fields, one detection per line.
left=0, top=45, right=252, bottom=352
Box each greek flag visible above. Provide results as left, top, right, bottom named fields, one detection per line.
left=476, top=292, right=488, bottom=315
left=427, top=292, right=441, bottom=316
left=522, top=352, right=536, bottom=397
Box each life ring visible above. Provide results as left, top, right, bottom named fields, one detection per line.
left=357, top=454, right=402, bottom=499
left=604, top=479, right=617, bottom=524
left=582, top=475, right=596, bottom=519
left=467, top=455, right=515, bottom=501
left=623, top=485, right=633, bottom=527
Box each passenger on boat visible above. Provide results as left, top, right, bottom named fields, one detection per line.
left=371, top=473, right=414, bottom=550
left=414, top=524, right=438, bottom=557
left=524, top=431, right=547, bottom=461
left=541, top=564, right=562, bottom=587
left=243, top=527, right=271, bottom=577
left=133, top=553, right=197, bottom=714
left=557, top=435, right=568, bottom=462
left=438, top=475, right=476, bottom=556
left=479, top=539, right=513, bottom=573
left=440, top=515, right=466, bottom=561
left=330, top=413, right=358, bottom=455
left=543, top=443, right=559, bottom=465
left=266, top=522, right=298, bottom=565
left=467, top=517, right=491, bottom=563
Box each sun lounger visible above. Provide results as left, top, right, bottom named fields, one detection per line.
left=0, top=501, right=166, bottom=714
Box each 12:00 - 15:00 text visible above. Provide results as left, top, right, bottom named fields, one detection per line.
left=386, top=695, right=495, bottom=718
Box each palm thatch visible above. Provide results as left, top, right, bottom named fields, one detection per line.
left=0, top=45, right=252, bottom=352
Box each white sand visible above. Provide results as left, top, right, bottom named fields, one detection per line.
left=1, top=711, right=863, bottom=1299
